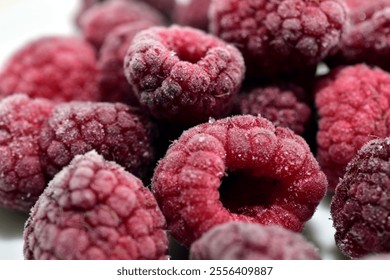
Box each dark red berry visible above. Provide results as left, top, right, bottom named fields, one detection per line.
left=315, top=64, right=390, bottom=192
left=0, top=36, right=100, bottom=102
left=152, top=115, right=327, bottom=246
left=190, top=222, right=321, bottom=260
left=124, top=25, right=245, bottom=126
left=39, top=101, right=156, bottom=183
left=0, top=94, right=54, bottom=212
left=98, top=21, right=155, bottom=105
left=24, top=151, right=168, bottom=260
left=209, top=0, right=348, bottom=77
left=234, top=84, right=311, bottom=135
left=79, top=0, right=164, bottom=49
left=331, top=137, right=390, bottom=258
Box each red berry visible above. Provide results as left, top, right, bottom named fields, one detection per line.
left=152, top=115, right=327, bottom=246
left=315, top=64, right=390, bottom=192
left=142, top=0, right=175, bottom=15
left=98, top=21, right=155, bottom=105
left=0, top=36, right=100, bottom=102
left=173, top=0, right=211, bottom=30
left=0, top=94, right=54, bottom=212
left=330, top=137, right=390, bottom=258
left=79, top=0, right=165, bottom=49
left=39, top=101, right=156, bottom=183
left=124, top=25, right=245, bottom=126
left=24, top=151, right=168, bottom=260
left=234, top=84, right=311, bottom=135
left=209, top=0, right=348, bottom=77
left=190, top=222, right=321, bottom=260
left=327, top=1, right=390, bottom=70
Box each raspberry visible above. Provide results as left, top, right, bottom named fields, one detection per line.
left=345, top=0, right=390, bottom=24
left=98, top=21, right=155, bottom=105
left=39, top=101, right=155, bottom=183
left=152, top=115, right=327, bottom=246
left=330, top=138, right=390, bottom=258
left=74, top=0, right=102, bottom=27
left=173, top=0, right=211, bottom=30
left=233, top=84, right=312, bottom=135
left=190, top=222, right=321, bottom=260
left=124, top=25, right=245, bottom=126
left=24, top=151, right=168, bottom=260
left=327, top=4, right=390, bottom=71
left=209, top=0, right=348, bottom=77
left=0, top=94, right=54, bottom=212
left=315, top=64, right=390, bottom=192
left=79, top=0, right=165, bottom=49
left=0, top=36, right=100, bottom=102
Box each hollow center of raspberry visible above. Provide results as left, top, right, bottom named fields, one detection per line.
left=219, top=170, right=283, bottom=216
left=175, top=48, right=204, bottom=64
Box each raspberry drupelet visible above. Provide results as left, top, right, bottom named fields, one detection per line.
left=327, top=0, right=390, bottom=70
left=124, top=25, right=245, bottom=126
left=0, top=94, right=54, bottom=212
left=233, top=84, right=311, bottom=135
left=98, top=21, right=155, bottom=105
left=190, top=222, right=321, bottom=260
left=331, top=138, right=390, bottom=259
left=0, top=37, right=100, bottom=102
left=152, top=115, right=327, bottom=247
left=209, top=0, right=348, bottom=77
left=39, top=101, right=156, bottom=184
left=173, top=0, right=211, bottom=31
left=24, top=151, right=168, bottom=260
left=79, top=0, right=165, bottom=49
left=315, top=64, right=390, bottom=192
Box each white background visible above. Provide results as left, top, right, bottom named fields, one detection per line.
left=0, top=0, right=342, bottom=260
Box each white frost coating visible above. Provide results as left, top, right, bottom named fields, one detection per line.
left=176, top=0, right=191, bottom=6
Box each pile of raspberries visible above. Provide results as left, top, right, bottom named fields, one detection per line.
left=0, top=0, right=390, bottom=260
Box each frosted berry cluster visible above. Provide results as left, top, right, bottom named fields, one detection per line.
left=190, top=222, right=321, bottom=260
left=152, top=115, right=327, bottom=246
left=331, top=138, right=390, bottom=259
left=24, top=151, right=168, bottom=260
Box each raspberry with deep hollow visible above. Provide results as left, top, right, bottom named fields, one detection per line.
left=0, top=94, right=54, bottom=212
left=124, top=25, right=245, bottom=126
left=98, top=21, right=155, bottom=105
left=152, top=115, right=327, bottom=247
left=233, top=84, right=312, bottom=135
left=330, top=137, right=390, bottom=259
left=315, top=64, right=390, bottom=192
left=39, top=101, right=156, bottom=184
left=79, top=0, right=165, bottom=49
left=24, top=151, right=168, bottom=260
left=190, top=222, right=321, bottom=260
left=0, top=36, right=100, bottom=102
left=327, top=3, right=390, bottom=71
left=209, top=0, right=348, bottom=77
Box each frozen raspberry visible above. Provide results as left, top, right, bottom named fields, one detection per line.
left=152, top=115, right=327, bottom=246
left=79, top=0, right=165, bottom=49
left=0, top=36, right=100, bottom=102
left=190, top=222, right=321, bottom=260
left=0, top=94, right=54, bottom=212
left=124, top=25, right=245, bottom=126
left=74, top=0, right=102, bottom=27
left=209, top=0, right=348, bottom=77
left=233, top=84, right=311, bottom=135
left=98, top=21, right=155, bottom=105
left=24, top=151, right=168, bottom=260
left=315, top=64, right=390, bottom=192
left=330, top=138, right=390, bottom=258
left=327, top=4, right=390, bottom=71
left=173, top=0, right=211, bottom=30
left=345, top=0, right=390, bottom=24
left=39, top=101, right=155, bottom=183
